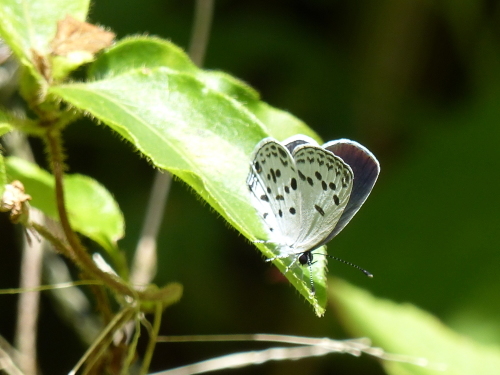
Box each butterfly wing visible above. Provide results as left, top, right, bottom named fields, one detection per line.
left=247, top=137, right=302, bottom=248
left=288, top=141, right=354, bottom=251
left=322, top=139, right=380, bottom=241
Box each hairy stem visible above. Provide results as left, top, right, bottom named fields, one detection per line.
left=44, top=130, right=136, bottom=298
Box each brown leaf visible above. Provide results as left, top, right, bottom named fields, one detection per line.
left=0, top=180, right=32, bottom=223
left=51, top=15, right=115, bottom=57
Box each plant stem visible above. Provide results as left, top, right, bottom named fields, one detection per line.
left=140, top=302, right=163, bottom=375
left=188, top=0, right=215, bottom=67
left=44, top=129, right=136, bottom=298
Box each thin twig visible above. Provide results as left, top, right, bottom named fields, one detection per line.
left=130, top=171, right=171, bottom=286
left=158, top=334, right=369, bottom=355
left=140, top=303, right=164, bottom=375
left=153, top=334, right=444, bottom=375
left=3, top=131, right=43, bottom=375
left=188, top=0, right=215, bottom=67
left=14, top=210, right=43, bottom=375
left=69, top=306, right=137, bottom=375
left=0, top=336, right=24, bottom=375
left=0, top=280, right=105, bottom=294
left=152, top=345, right=339, bottom=375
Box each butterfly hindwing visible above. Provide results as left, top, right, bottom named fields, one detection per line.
left=290, top=142, right=353, bottom=251
left=322, top=139, right=380, bottom=241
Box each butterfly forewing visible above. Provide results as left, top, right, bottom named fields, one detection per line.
left=291, top=144, right=353, bottom=251
left=247, top=139, right=302, bottom=246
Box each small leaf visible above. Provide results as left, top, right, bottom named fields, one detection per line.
left=0, top=108, right=14, bottom=136
left=51, top=15, right=115, bottom=81
left=0, top=153, right=6, bottom=198
left=0, top=0, right=90, bottom=79
left=330, top=279, right=500, bottom=375
left=5, top=157, right=124, bottom=258
left=0, top=123, right=12, bottom=137
left=88, top=37, right=197, bottom=80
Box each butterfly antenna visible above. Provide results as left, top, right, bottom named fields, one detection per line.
left=306, top=257, right=316, bottom=296
left=321, top=254, right=373, bottom=278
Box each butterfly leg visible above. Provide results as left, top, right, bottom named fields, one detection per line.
left=265, top=253, right=301, bottom=274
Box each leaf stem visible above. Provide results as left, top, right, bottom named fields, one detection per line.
left=140, top=302, right=163, bottom=374
left=44, top=129, right=137, bottom=298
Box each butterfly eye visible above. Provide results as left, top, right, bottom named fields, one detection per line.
left=298, top=252, right=310, bottom=265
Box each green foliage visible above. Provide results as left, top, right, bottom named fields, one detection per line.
left=0, top=123, right=11, bottom=138
left=5, top=157, right=124, bottom=258
left=51, top=37, right=327, bottom=314
left=0, top=153, right=5, bottom=198
left=331, top=279, right=500, bottom=375
left=0, top=0, right=90, bottom=80
left=1, top=0, right=498, bottom=373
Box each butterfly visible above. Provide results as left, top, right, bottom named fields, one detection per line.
left=247, top=134, right=380, bottom=294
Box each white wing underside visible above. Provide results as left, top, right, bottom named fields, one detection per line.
left=247, top=137, right=353, bottom=257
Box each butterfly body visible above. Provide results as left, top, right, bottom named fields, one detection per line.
left=247, top=135, right=379, bottom=293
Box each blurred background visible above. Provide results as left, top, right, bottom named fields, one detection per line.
left=1, top=0, right=500, bottom=374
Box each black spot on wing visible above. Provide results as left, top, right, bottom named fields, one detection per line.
left=314, top=205, right=325, bottom=216
left=270, top=169, right=276, bottom=183
left=333, top=194, right=340, bottom=205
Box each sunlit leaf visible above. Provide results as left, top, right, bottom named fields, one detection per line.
left=5, top=157, right=124, bottom=258
left=50, top=37, right=326, bottom=315
left=0, top=0, right=89, bottom=80
left=0, top=153, right=5, bottom=198
left=331, top=279, right=500, bottom=375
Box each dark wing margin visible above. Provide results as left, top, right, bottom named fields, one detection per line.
left=282, top=134, right=318, bottom=153
left=322, top=139, right=380, bottom=240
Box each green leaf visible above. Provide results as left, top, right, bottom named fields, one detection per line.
left=0, top=153, right=6, bottom=198
left=89, top=37, right=320, bottom=141
left=0, top=0, right=90, bottom=78
left=0, top=123, right=12, bottom=137
left=0, top=108, right=14, bottom=136
left=50, top=37, right=327, bottom=315
left=88, top=36, right=198, bottom=80
left=5, top=157, right=124, bottom=258
left=0, top=107, right=42, bottom=135
left=330, top=279, right=500, bottom=375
